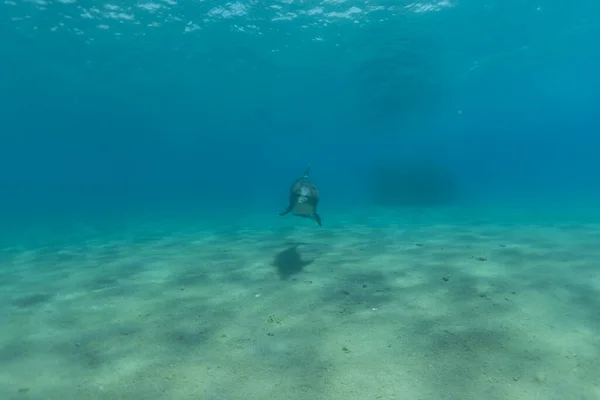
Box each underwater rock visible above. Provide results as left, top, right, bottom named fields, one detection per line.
left=369, top=159, right=459, bottom=207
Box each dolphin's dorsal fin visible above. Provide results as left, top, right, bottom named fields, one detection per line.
left=302, top=164, right=312, bottom=178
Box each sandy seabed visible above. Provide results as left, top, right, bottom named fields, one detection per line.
left=1, top=210, right=599, bottom=400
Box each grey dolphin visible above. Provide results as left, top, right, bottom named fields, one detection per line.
left=279, top=164, right=322, bottom=226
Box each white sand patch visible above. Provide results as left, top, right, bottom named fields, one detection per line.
left=1, top=217, right=599, bottom=399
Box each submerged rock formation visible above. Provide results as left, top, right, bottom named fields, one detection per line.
left=369, top=159, right=460, bottom=207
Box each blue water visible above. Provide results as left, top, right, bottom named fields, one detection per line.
left=2, top=0, right=599, bottom=245
left=1, top=2, right=600, bottom=398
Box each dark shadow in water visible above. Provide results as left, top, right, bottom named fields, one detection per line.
left=272, top=244, right=314, bottom=280
left=12, top=292, right=53, bottom=308
left=368, top=159, right=460, bottom=207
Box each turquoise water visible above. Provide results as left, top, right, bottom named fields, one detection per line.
left=1, top=1, right=600, bottom=399
left=1, top=0, right=599, bottom=233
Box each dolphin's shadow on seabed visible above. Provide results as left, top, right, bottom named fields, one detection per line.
left=271, top=243, right=314, bottom=280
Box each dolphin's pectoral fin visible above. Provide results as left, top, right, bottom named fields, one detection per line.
left=314, top=213, right=322, bottom=227
left=279, top=205, right=293, bottom=216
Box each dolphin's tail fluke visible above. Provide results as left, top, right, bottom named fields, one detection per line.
left=303, top=164, right=312, bottom=178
